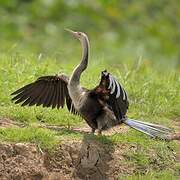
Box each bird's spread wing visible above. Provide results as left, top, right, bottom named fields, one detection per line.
left=107, top=74, right=129, bottom=120
left=95, top=71, right=129, bottom=120
left=11, top=74, right=78, bottom=115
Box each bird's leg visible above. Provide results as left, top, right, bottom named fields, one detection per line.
left=97, top=129, right=102, bottom=136
left=91, top=128, right=95, bottom=134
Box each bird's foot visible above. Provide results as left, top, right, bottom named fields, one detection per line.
left=91, top=128, right=95, bottom=134
left=97, top=129, right=102, bottom=136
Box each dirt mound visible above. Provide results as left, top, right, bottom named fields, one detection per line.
left=0, top=137, right=134, bottom=180
left=45, top=137, right=133, bottom=180
left=0, top=118, right=179, bottom=179
left=0, top=143, right=47, bottom=180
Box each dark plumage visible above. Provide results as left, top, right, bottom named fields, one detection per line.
left=11, top=30, right=173, bottom=138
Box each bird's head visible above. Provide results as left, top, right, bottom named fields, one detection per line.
left=101, top=70, right=109, bottom=79
left=65, top=28, right=87, bottom=42
left=100, top=70, right=110, bottom=88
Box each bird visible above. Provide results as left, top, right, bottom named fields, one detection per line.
left=11, top=29, right=173, bottom=139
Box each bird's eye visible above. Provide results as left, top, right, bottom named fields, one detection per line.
left=77, top=32, right=81, bottom=35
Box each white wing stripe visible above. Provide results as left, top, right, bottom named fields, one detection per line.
left=114, top=79, right=121, bottom=98
left=110, top=77, right=116, bottom=94
left=108, top=74, right=128, bottom=101
left=122, top=88, right=126, bottom=100
left=108, top=75, right=113, bottom=89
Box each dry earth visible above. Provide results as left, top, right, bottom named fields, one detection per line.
left=0, top=140, right=136, bottom=180
left=0, top=118, right=133, bottom=180
left=0, top=118, right=179, bottom=180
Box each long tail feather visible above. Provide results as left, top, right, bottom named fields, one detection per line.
left=123, top=118, right=173, bottom=139
left=129, top=119, right=173, bottom=132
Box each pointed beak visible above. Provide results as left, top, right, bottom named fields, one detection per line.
left=65, top=28, right=78, bottom=38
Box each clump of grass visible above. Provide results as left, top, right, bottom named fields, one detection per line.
left=127, top=151, right=150, bottom=171
left=120, top=169, right=179, bottom=180
left=0, top=126, right=59, bottom=150
left=175, top=163, right=180, bottom=176
left=56, top=128, right=83, bottom=140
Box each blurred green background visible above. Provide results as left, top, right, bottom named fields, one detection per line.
left=0, top=0, right=179, bottom=68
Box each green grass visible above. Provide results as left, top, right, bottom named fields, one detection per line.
left=0, top=53, right=179, bottom=124
left=121, top=170, right=179, bottom=180
left=0, top=47, right=179, bottom=178
left=0, top=126, right=59, bottom=150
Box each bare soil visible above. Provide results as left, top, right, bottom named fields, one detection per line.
left=0, top=118, right=179, bottom=180
left=0, top=140, right=135, bottom=180
left=0, top=118, right=24, bottom=128
left=0, top=118, right=134, bottom=180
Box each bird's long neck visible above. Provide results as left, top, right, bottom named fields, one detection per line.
left=69, top=36, right=89, bottom=87
left=68, top=35, right=89, bottom=107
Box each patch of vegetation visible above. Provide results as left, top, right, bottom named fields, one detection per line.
left=121, top=169, right=179, bottom=180
left=0, top=54, right=179, bottom=126
left=124, top=143, right=175, bottom=171
left=0, top=126, right=59, bottom=150
left=56, top=128, right=83, bottom=140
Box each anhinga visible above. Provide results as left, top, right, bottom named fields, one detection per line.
left=11, top=30, right=172, bottom=139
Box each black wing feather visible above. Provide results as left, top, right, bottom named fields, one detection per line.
left=12, top=83, right=37, bottom=102
left=55, top=80, right=60, bottom=109
left=52, top=81, right=57, bottom=109
left=45, top=81, right=55, bottom=108
left=11, top=74, right=79, bottom=115
left=11, top=83, right=33, bottom=96
left=37, top=81, right=51, bottom=106
left=107, top=74, right=129, bottom=120
left=35, top=82, right=49, bottom=106
left=61, top=83, right=65, bottom=108
left=57, top=80, right=62, bottom=109
left=28, top=82, right=46, bottom=106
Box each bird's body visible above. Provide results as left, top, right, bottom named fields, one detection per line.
left=11, top=30, right=173, bottom=138
left=76, top=90, right=103, bottom=130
